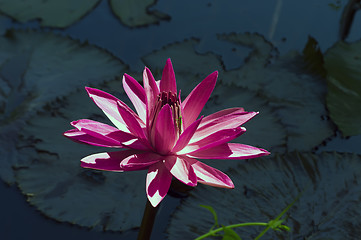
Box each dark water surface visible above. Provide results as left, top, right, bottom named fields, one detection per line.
left=1, top=0, right=361, bottom=239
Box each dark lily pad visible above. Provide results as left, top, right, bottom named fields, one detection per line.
left=142, top=39, right=286, bottom=173
left=143, top=36, right=333, bottom=152
left=16, top=83, right=146, bottom=231
left=109, top=0, right=170, bottom=27
left=302, top=36, right=327, bottom=78
left=142, top=38, right=225, bottom=96
left=205, top=83, right=286, bottom=156
left=219, top=32, right=334, bottom=151
left=167, top=152, right=361, bottom=239
left=0, top=0, right=99, bottom=28
left=324, top=40, right=361, bottom=136
left=0, top=30, right=127, bottom=183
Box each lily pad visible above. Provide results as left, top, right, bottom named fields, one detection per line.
left=324, top=40, right=361, bottom=136
left=109, top=0, right=170, bottom=27
left=0, top=0, right=99, bottom=28
left=142, top=38, right=224, bottom=96
left=167, top=152, right=361, bottom=239
left=143, top=36, right=333, bottom=152
left=219, top=32, right=334, bottom=151
left=16, top=82, right=146, bottom=231
left=0, top=30, right=127, bottom=183
left=204, top=83, right=286, bottom=156
left=143, top=39, right=286, bottom=172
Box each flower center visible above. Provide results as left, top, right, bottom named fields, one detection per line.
left=149, top=91, right=182, bottom=136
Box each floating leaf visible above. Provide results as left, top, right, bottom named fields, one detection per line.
left=142, top=38, right=224, bottom=95
left=324, top=40, right=361, bottom=136
left=204, top=83, right=286, bottom=157
left=109, top=0, right=170, bottom=27
left=0, top=30, right=127, bottom=183
left=219, top=32, right=334, bottom=151
left=16, top=83, right=145, bottom=231
left=167, top=152, right=361, bottom=239
left=302, top=36, right=327, bottom=78
left=0, top=0, right=99, bottom=28
left=143, top=39, right=287, bottom=170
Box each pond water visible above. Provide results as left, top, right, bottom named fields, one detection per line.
left=1, top=0, right=361, bottom=239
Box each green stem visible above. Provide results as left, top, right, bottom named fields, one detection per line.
left=137, top=200, right=159, bottom=240
left=194, top=222, right=268, bottom=240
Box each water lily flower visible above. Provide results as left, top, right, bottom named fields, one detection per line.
left=64, top=59, right=269, bottom=207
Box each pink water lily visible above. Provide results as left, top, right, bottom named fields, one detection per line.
left=64, top=59, right=269, bottom=207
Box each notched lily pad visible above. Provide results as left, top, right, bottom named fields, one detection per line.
left=109, top=0, right=170, bottom=27
left=219, top=32, right=334, bottom=151
left=143, top=38, right=286, bottom=155
left=0, top=29, right=127, bottom=183
left=167, top=152, right=361, bottom=239
left=205, top=83, right=286, bottom=156
left=16, top=84, right=146, bottom=231
left=324, top=40, right=361, bottom=136
left=0, top=0, right=99, bottom=28
left=142, top=38, right=225, bottom=97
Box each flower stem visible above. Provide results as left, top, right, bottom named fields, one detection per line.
left=137, top=200, right=159, bottom=240
left=194, top=222, right=268, bottom=240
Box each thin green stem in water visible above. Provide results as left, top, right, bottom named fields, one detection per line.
left=195, top=222, right=268, bottom=240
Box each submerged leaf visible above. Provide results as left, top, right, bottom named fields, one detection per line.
left=222, top=227, right=242, bottom=240
left=0, top=0, right=99, bottom=27
left=324, top=40, right=361, bottom=136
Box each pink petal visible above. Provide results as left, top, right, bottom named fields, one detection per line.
left=172, top=117, right=203, bottom=153
left=146, top=162, right=173, bottom=207
left=153, top=104, right=177, bottom=155
left=85, top=87, right=129, bottom=132
left=187, top=157, right=234, bottom=188
left=64, top=129, right=120, bottom=148
left=117, top=101, right=147, bottom=141
left=181, top=71, right=218, bottom=129
left=67, top=119, right=150, bottom=150
left=186, top=143, right=270, bottom=160
left=143, top=67, right=159, bottom=127
left=191, top=108, right=258, bottom=143
left=179, top=127, right=246, bottom=154
left=120, top=152, right=162, bottom=171
left=164, top=155, right=197, bottom=187
left=160, top=58, right=177, bottom=93
left=80, top=150, right=138, bottom=171
left=123, top=74, right=147, bottom=123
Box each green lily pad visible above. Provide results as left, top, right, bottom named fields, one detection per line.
left=109, top=0, right=170, bottom=27
left=16, top=83, right=146, bottom=231
left=219, top=32, right=334, bottom=151
left=167, top=152, right=361, bottom=239
left=302, top=36, right=327, bottom=78
left=0, top=30, right=127, bottom=183
left=324, top=40, right=361, bottom=136
left=0, top=0, right=99, bottom=28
